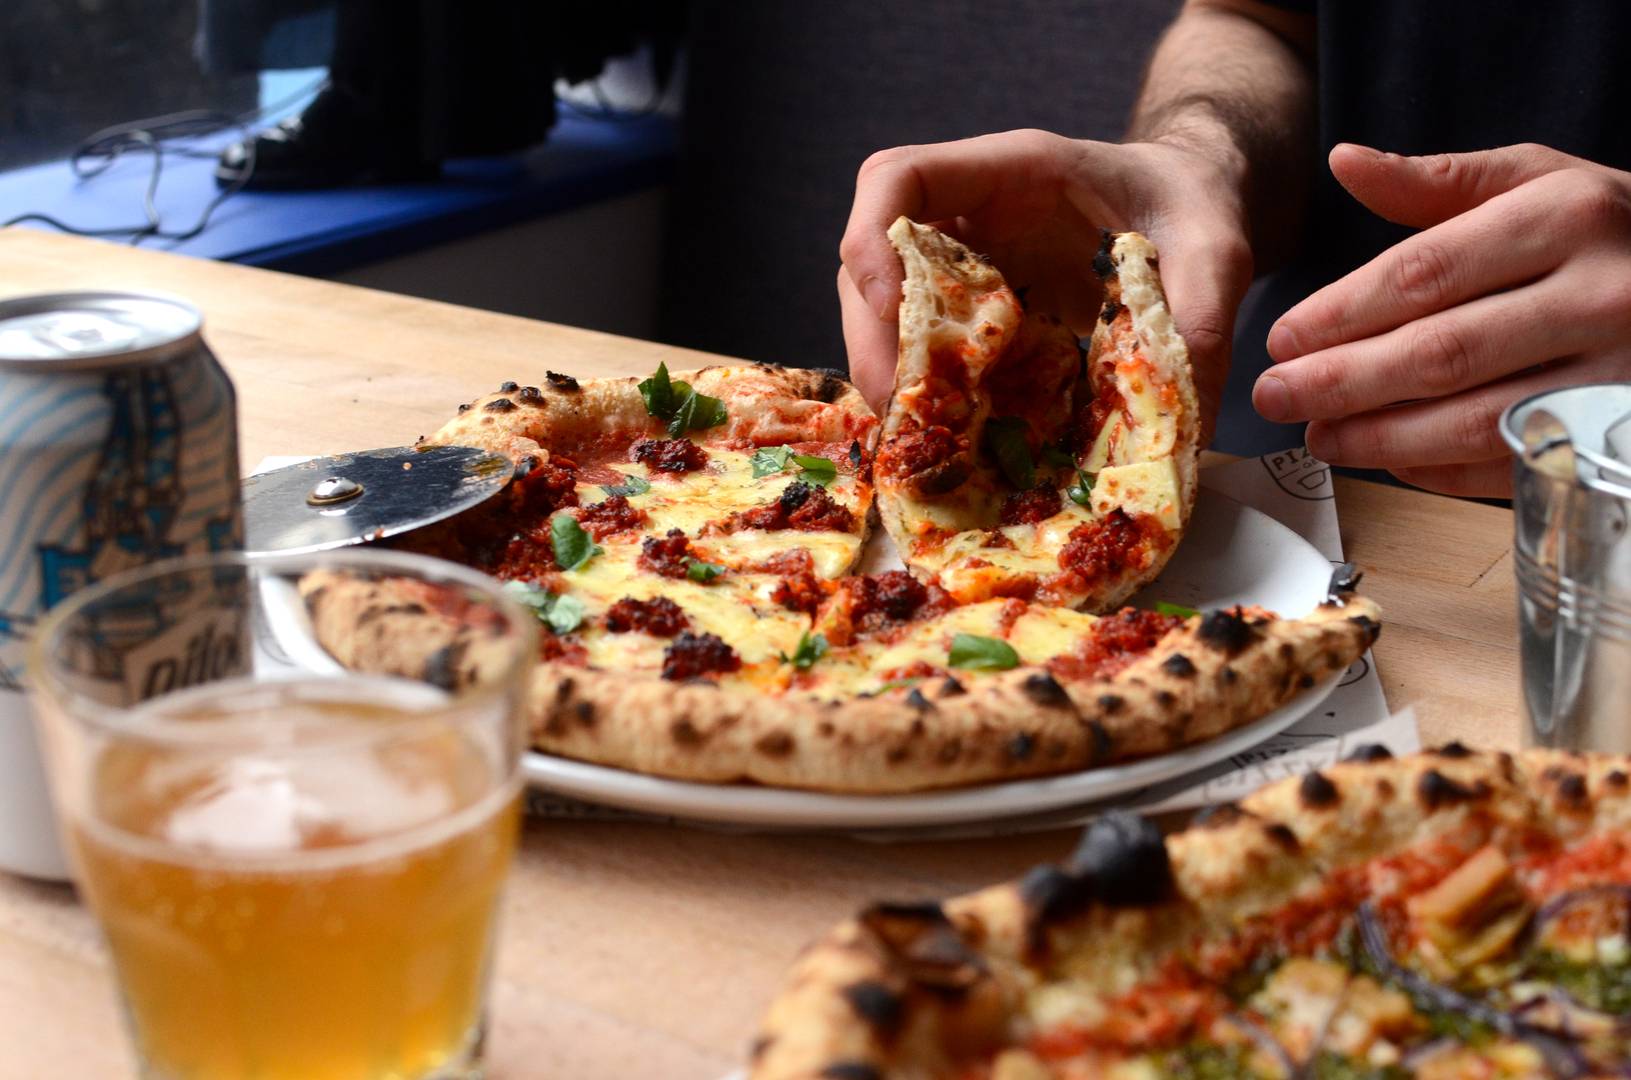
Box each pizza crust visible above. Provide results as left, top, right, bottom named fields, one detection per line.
left=422, top=362, right=878, bottom=467
left=300, top=570, right=1380, bottom=794
left=748, top=747, right=1631, bottom=1077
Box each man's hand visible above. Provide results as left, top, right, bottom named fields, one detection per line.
left=838, top=129, right=1253, bottom=440
left=1256, top=143, right=1631, bottom=497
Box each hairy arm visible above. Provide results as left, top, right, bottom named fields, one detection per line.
left=1128, top=0, right=1316, bottom=272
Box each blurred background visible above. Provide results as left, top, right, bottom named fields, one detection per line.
left=0, top=0, right=1181, bottom=377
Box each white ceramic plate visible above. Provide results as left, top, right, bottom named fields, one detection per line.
left=522, top=490, right=1345, bottom=828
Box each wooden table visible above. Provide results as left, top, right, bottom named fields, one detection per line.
left=0, top=230, right=1523, bottom=1079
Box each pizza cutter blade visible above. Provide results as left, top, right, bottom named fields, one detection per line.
left=242, top=445, right=513, bottom=555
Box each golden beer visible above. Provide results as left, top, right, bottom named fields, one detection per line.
left=70, top=680, right=520, bottom=1080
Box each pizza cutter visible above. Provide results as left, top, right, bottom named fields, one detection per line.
left=242, top=445, right=513, bottom=555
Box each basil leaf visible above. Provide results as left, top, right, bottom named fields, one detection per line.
left=685, top=558, right=725, bottom=583
left=600, top=473, right=651, bottom=497
left=948, top=633, right=1019, bottom=671
left=1067, top=469, right=1097, bottom=506
left=781, top=631, right=829, bottom=670
left=751, top=446, right=793, bottom=477
left=542, top=594, right=587, bottom=635
left=639, top=363, right=728, bottom=436
left=688, top=391, right=728, bottom=432
left=872, top=677, right=923, bottom=693
left=638, top=362, right=675, bottom=418
left=1043, top=443, right=1082, bottom=469
left=752, top=445, right=837, bottom=486
left=1154, top=601, right=1200, bottom=619
left=549, top=513, right=603, bottom=571
left=500, top=581, right=585, bottom=634
left=502, top=580, right=552, bottom=612
left=665, top=390, right=699, bottom=438
left=664, top=384, right=728, bottom=438
left=792, top=453, right=838, bottom=486
left=984, top=417, right=1034, bottom=489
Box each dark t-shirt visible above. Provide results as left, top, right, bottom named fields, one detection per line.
left=1218, top=0, right=1631, bottom=455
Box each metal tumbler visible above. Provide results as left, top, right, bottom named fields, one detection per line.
left=1501, top=384, right=1631, bottom=753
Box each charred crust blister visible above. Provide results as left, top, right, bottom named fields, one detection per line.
left=1264, top=823, right=1300, bottom=851
left=755, top=731, right=795, bottom=757
left=1553, top=771, right=1589, bottom=808
left=1092, top=229, right=1117, bottom=279
left=1197, top=609, right=1259, bottom=655
left=1008, top=732, right=1036, bottom=761
left=1345, top=743, right=1393, bottom=763
left=848, top=439, right=863, bottom=468
left=1433, top=741, right=1474, bottom=759
left=1161, top=653, right=1197, bottom=677
left=1607, top=769, right=1630, bottom=789
left=484, top=397, right=516, bottom=412
left=1070, top=811, right=1175, bottom=908
left=1086, top=719, right=1112, bottom=760
left=905, top=688, right=934, bottom=712
left=813, top=372, right=848, bottom=404
left=1298, top=770, right=1340, bottom=808
left=819, top=1063, right=883, bottom=1080
left=1417, top=768, right=1488, bottom=809
left=1097, top=693, right=1126, bottom=714
left=1022, top=671, right=1070, bottom=707
left=517, top=385, right=544, bottom=404
left=422, top=641, right=466, bottom=691
left=1020, top=864, right=1095, bottom=933
left=457, top=402, right=472, bottom=413
left=840, top=981, right=904, bottom=1038
left=545, top=371, right=580, bottom=392
left=1099, top=299, right=1123, bottom=324
left=938, top=676, right=966, bottom=698
left=499, top=381, right=519, bottom=393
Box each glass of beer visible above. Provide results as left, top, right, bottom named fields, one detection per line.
left=28, top=549, right=536, bottom=1080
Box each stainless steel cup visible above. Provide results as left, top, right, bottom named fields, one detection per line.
left=1501, top=384, right=1631, bottom=753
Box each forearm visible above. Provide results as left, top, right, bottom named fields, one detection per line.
left=1128, top=0, right=1316, bottom=271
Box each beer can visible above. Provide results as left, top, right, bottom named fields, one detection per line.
left=0, top=291, right=243, bottom=878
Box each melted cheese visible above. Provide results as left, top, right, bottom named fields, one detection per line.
left=927, top=501, right=1097, bottom=601
left=806, top=600, right=1100, bottom=697
left=1091, top=459, right=1181, bottom=530
left=558, top=543, right=808, bottom=667
left=577, top=445, right=867, bottom=579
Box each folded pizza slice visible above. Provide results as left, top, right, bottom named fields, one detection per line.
left=875, top=219, right=1199, bottom=611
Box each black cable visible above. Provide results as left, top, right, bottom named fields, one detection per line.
left=1, top=77, right=327, bottom=245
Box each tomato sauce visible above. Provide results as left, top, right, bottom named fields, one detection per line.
left=876, top=424, right=964, bottom=480
left=719, top=481, right=856, bottom=533
left=1053, top=509, right=1169, bottom=594
left=661, top=631, right=742, bottom=680
left=1046, top=607, right=1184, bottom=682
left=631, top=438, right=709, bottom=473
left=757, top=549, right=826, bottom=615
left=639, top=529, right=693, bottom=579
left=575, top=494, right=649, bottom=539
left=999, top=485, right=1063, bottom=526
left=604, top=596, right=689, bottom=637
